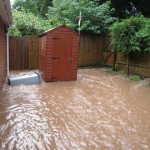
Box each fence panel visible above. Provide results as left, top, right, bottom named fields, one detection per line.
left=78, top=34, right=104, bottom=67
left=9, top=36, right=39, bottom=70
left=117, top=53, right=150, bottom=77
left=102, top=37, right=150, bottom=77
left=28, top=36, right=39, bottom=70
left=9, top=36, right=28, bottom=70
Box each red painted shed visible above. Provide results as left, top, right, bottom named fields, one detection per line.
left=39, top=24, right=79, bottom=81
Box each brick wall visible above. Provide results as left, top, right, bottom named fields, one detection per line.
left=0, top=17, right=6, bottom=89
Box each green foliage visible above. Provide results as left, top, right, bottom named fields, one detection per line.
left=40, top=0, right=53, bottom=17
left=136, top=19, right=150, bottom=52
left=117, top=70, right=126, bottom=75
left=9, top=10, right=50, bottom=36
left=13, top=0, right=53, bottom=17
left=110, top=16, right=150, bottom=55
left=13, top=0, right=39, bottom=15
left=128, top=75, right=142, bottom=81
left=11, top=0, right=117, bottom=36
left=47, top=0, right=117, bottom=34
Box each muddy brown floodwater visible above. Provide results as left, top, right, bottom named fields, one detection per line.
left=0, top=68, right=150, bottom=150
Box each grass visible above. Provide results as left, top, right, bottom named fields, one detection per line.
left=106, top=69, right=126, bottom=76
left=128, top=75, right=143, bottom=81
left=112, top=69, right=143, bottom=82
left=117, top=70, right=126, bottom=75
left=103, top=67, right=150, bottom=86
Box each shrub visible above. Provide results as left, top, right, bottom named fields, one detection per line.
left=111, top=16, right=150, bottom=55
left=110, top=16, right=150, bottom=74
left=9, top=10, right=50, bottom=36
left=128, top=75, right=142, bottom=81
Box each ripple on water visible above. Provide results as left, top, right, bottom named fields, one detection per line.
left=0, top=68, right=150, bottom=149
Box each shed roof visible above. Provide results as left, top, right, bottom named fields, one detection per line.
left=0, top=0, right=12, bottom=26
left=39, top=24, right=79, bottom=37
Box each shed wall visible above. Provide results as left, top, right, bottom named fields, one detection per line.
left=45, top=36, right=53, bottom=81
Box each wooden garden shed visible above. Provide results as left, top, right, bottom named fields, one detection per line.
left=39, top=24, right=79, bottom=81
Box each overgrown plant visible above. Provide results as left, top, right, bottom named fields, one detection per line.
left=110, top=16, right=150, bottom=75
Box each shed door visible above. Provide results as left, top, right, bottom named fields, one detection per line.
left=52, top=33, right=73, bottom=81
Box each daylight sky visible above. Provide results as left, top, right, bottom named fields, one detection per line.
left=10, top=0, right=15, bottom=5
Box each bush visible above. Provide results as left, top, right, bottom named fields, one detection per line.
left=9, top=10, right=50, bottom=36
left=110, top=16, right=150, bottom=75
left=136, top=18, right=150, bottom=52
left=111, top=16, right=150, bottom=55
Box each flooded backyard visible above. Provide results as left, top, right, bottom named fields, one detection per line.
left=0, top=68, right=150, bottom=150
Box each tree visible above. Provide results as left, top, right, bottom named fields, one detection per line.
left=12, top=0, right=53, bottom=17
left=40, top=0, right=53, bottom=17
left=110, top=16, right=150, bottom=75
left=11, top=0, right=117, bottom=36
left=13, top=0, right=38, bottom=14
left=9, top=10, right=50, bottom=36
left=98, top=0, right=150, bottom=18
left=47, top=0, right=117, bottom=34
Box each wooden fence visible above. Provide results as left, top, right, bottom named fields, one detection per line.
left=116, top=53, right=150, bottom=77
left=9, top=35, right=150, bottom=77
left=9, top=34, right=104, bottom=70
left=103, top=37, right=150, bottom=77
left=78, top=34, right=104, bottom=66
left=9, top=36, right=39, bottom=70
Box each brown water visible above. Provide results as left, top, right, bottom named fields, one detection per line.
left=0, top=68, right=150, bottom=150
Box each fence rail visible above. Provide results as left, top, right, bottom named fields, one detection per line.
left=116, top=53, right=150, bottom=77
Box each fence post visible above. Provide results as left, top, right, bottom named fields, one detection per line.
left=113, top=50, right=117, bottom=71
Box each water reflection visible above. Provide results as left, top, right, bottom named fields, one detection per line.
left=0, top=69, right=150, bottom=149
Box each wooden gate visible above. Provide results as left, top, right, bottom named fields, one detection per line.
left=102, top=37, right=114, bottom=66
